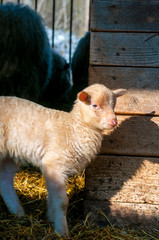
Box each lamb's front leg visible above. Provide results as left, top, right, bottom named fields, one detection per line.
left=43, top=168, right=69, bottom=236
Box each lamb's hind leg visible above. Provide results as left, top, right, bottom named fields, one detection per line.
left=0, top=158, right=24, bottom=216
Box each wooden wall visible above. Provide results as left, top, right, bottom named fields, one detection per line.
left=84, top=0, right=159, bottom=229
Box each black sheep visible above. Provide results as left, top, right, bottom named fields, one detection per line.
left=69, top=31, right=90, bottom=103
left=40, top=49, right=71, bottom=111
left=0, top=2, right=52, bottom=102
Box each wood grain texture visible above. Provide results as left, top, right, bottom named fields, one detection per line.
left=101, top=115, right=159, bottom=156
left=84, top=154, right=159, bottom=229
left=85, top=155, right=159, bottom=204
left=90, top=32, right=159, bottom=67
left=89, top=66, right=159, bottom=115
left=84, top=200, right=159, bottom=229
left=91, top=0, right=159, bottom=32
left=85, top=0, right=159, bottom=229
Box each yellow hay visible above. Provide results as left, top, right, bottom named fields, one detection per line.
left=0, top=168, right=158, bottom=240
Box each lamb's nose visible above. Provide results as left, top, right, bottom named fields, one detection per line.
left=111, top=119, right=118, bottom=127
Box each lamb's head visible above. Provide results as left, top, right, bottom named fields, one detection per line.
left=75, top=84, right=126, bottom=132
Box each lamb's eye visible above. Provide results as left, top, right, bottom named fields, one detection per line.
left=92, top=104, right=98, bottom=108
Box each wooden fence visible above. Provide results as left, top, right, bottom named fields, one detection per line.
left=84, top=0, right=159, bottom=229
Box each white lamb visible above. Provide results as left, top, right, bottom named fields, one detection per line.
left=0, top=84, right=126, bottom=236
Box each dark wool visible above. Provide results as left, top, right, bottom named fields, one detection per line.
left=0, top=3, right=52, bottom=102
left=40, top=49, right=71, bottom=111
left=70, top=31, right=90, bottom=103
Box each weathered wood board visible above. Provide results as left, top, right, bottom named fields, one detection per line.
left=90, top=32, right=159, bottom=67
left=85, top=155, right=159, bottom=204
left=85, top=0, right=159, bottom=230
left=84, top=200, right=159, bottom=229
left=84, top=155, right=159, bottom=229
left=91, top=0, right=159, bottom=32
left=101, top=115, right=159, bottom=156
left=89, top=66, right=159, bottom=115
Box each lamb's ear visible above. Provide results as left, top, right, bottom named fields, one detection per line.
left=78, top=91, right=90, bottom=104
left=113, top=89, right=127, bottom=98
